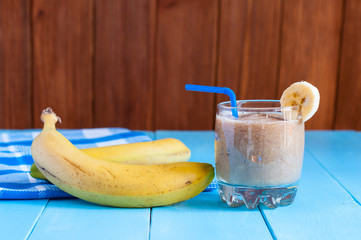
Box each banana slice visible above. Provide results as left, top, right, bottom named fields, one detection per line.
left=280, top=81, right=320, bottom=122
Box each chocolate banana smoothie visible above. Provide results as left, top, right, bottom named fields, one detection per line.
left=215, top=102, right=304, bottom=188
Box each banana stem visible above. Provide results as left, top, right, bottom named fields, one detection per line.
left=40, top=108, right=61, bottom=130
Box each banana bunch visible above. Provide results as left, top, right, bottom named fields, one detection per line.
left=31, top=108, right=214, bottom=207
left=30, top=138, right=191, bottom=180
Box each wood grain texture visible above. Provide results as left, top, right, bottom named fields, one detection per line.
left=155, top=0, right=218, bottom=130
left=0, top=0, right=32, bottom=128
left=151, top=192, right=273, bottom=240
left=306, top=131, right=361, bottom=202
left=217, top=0, right=282, bottom=104
left=94, top=0, right=156, bottom=130
left=335, top=0, right=361, bottom=130
left=32, top=0, right=93, bottom=128
left=0, top=200, right=49, bottom=240
left=261, top=148, right=361, bottom=239
left=28, top=199, right=150, bottom=240
left=278, top=0, right=343, bottom=130
left=1, top=1, right=361, bottom=130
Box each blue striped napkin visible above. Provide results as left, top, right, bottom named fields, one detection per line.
left=0, top=128, right=217, bottom=199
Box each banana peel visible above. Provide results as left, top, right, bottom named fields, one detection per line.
left=30, top=138, right=191, bottom=181
left=31, top=108, right=214, bottom=207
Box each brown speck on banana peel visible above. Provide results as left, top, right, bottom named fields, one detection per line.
left=185, top=180, right=192, bottom=185
left=166, top=151, right=189, bottom=157
left=103, top=167, right=117, bottom=179
left=62, top=157, right=87, bottom=174
left=38, top=165, right=57, bottom=180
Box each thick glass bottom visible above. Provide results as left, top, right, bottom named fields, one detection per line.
left=218, top=181, right=299, bottom=209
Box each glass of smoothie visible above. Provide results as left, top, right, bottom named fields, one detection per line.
left=215, top=100, right=304, bottom=209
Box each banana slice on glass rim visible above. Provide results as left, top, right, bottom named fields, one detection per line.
left=280, top=81, right=320, bottom=122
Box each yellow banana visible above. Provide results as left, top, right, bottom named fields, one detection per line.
left=30, top=138, right=191, bottom=180
left=31, top=108, right=214, bottom=207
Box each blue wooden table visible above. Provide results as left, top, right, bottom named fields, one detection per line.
left=1, top=130, right=361, bottom=240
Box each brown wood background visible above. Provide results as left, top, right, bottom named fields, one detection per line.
left=0, top=0, right=360, bottom=130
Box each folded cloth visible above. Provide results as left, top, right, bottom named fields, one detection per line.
left=0, top=128, right=217, bottom=199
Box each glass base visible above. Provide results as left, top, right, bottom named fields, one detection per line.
left=218, top=181, right=298, bottom=209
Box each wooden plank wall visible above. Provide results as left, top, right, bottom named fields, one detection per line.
left=0, top=0, right=360, bottom=130
left=0, top=0, right=32, bottom=128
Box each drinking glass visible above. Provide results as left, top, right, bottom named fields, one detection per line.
left=215, top=100, right=305, bottom=209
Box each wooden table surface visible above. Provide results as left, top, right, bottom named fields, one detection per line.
left=1, top=130, right=361, bottom=240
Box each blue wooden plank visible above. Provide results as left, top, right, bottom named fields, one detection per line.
left=306, top=131, right=361, bottom=203
left=0, top=199, right=48, bottom=240
left=156, top=130, right=215, bottom=165
left=28, top=199, right=150, bottom=240
left=151, top=191, right=272, bottom=240
left=152, top=131, right=272, bottom=240
left=260, top=140, right=361, bottom=239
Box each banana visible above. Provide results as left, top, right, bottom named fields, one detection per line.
left=31, top=108, right=214, bottom=207
left=80, top=138, right=190, bottom=164
left=31, top=138, right=191, bottom=180
left=280, top=81, right=320, bottom=121
left=30, top=163, right=46, bottom=180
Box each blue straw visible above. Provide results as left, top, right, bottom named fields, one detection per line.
left=185, top=84, right=239, bottom=118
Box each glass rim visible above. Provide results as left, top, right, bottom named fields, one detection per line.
left=217, top=100, right=300, bottom=111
